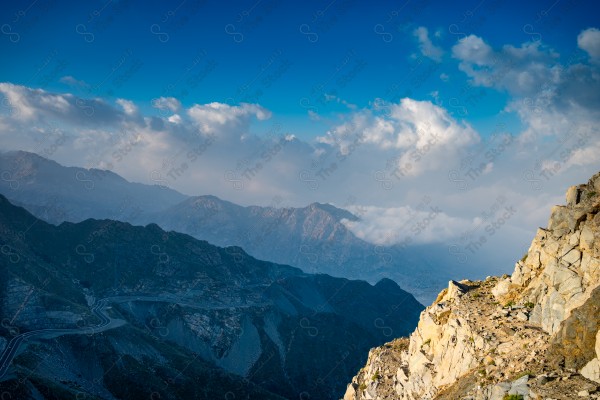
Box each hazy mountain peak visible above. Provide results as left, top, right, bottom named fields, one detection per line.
left=187, top=195, right=241, bottom=210
left=0, top=151, right=188, bottom=222
left=308, top=202, right=360, bottom=222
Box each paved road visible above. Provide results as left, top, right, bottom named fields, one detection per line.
left=0, top=299, right=121, bottom=381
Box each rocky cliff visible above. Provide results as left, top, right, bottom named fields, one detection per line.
left=342, top=172, right=600, bottom=400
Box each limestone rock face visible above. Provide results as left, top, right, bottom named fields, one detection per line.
left=497, top=175, right=600, bottom=336
left=341, top=171, right=600, bottom=400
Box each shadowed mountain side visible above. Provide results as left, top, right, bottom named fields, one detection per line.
left=0, top=195, right=423, bottom=399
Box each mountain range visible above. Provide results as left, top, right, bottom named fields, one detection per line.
left=0, top=194, right=423, bottom=399
left=0, top=150, right=472, bottom=304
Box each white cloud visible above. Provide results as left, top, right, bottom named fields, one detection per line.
left=578, top=27, right=600, bottom=62
left=452, top=30, right=600, bottom=170
left=0, top=82, right=126, bottom=125
left=452, top=35, right=494, bottom=66
left=116, top=99, right=138, bottom=115
left=152, top=96, right=182, bottom=113
left=168, top=114, right=182, bottom=124
left=0, top=83, right=303, bottom=206
left=59, top=75, right=91, bottom=90
left=414, top=26, right=444, bottom=62
left=317, top=98, right=478, bottom=176
left=452, top=35, right=560, bottom=96
left=342, top=204, right=473, bottom=245
left=187, top=102, right=271, bottom=135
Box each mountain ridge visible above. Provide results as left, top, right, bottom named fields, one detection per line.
left=0, top=194, right=424, bottom=399
left=0, top=150, right=462, bottom=303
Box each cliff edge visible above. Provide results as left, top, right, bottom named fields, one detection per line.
left=342, top=172, right=600, bottom=400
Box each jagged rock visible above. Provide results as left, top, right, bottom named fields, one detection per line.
left=508, top=374, right=530, bottom=395
left=536, top=374, right=550, bottom=385
left=441, top=280, right=470, bottom=303
left=581, top=358, right=600, bottom=383
left=342, top=171, right=600, bottom=400
left=489, top=382, right=511, bottom=399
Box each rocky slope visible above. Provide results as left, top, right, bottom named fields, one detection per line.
left=0, top=195, right=423, bottom=399
left=342, top=171, right=600, bottom=399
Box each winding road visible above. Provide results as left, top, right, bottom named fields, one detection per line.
left=0, top=298, right=123, bottom=381
left=0, top=295, right=266, bottom=381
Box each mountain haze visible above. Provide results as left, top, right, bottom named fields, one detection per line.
left=0, top=151, right=460, bottom=303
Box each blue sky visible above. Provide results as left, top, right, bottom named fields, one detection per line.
left=1, top=0, right=600, bottom=276
left=2, top=0, right=599, bottom=137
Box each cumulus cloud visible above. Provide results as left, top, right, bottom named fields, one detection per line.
left=3, top=86, right=323, bottom=221
left=187, top=102, right=271, bottom=136
left=0, top=82, right=126, bottom=125
left=452, top=29, right=600, bottom=175
left=0, top=63, right=598, bottom=275
left=451, top=30, right=600, bottom=114
left=452, top=35, right=494, bottom=66
left=116, top=99, right=138, bottom=116
left=452, top=35, right=560, bottom=96
left=317, top=98, right=478, bottom=176
left=578, top=27, right=600, bottom=62
left=414, top=26, right=444, bottom=62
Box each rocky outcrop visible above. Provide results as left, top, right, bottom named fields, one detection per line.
left=342, top=171, right=600, bottom=400
left=504, top=174, right=600, bottom=335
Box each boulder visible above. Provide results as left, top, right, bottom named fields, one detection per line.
left=581, top=330, right=600, bottom=383
left=492, top=278, right=511, bottom=299
left=508, top=374, right=530, bottom=396
left=581, top=358, right=600, bottom=383
left=516, top=311, right=529, bottom=321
